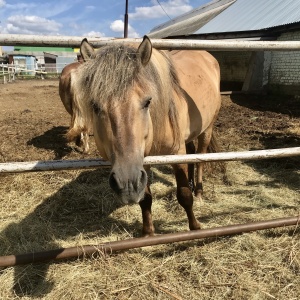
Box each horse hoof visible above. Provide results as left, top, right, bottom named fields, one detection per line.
left=194, top=189, right=203, bottom=199
left=190, top=222, right=201, bottom=231
left=141, top=229, right=155, bottom=237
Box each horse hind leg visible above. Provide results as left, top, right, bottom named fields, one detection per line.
left=185, top=141, right=196, bottom=192
left=194, top=126, right=214, bottom=198
left=173, top=162, right=201, bottom=231
left=73, top=130, right=89, bottom=154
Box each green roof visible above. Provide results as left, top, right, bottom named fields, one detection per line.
left=14, top=46, right=74, bottom=52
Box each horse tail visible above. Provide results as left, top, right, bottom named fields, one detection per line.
left=207, top=131, right=221, bottom=154
left=207, top=131, right=229, bottom=184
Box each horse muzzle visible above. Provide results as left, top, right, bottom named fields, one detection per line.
left=109, top=167, right=148, bottom=204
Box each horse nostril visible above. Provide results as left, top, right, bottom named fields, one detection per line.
left=109, top=172, right=122, bottom=191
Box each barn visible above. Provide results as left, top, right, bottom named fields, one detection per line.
left=148, top=0, right=300, bottom=95
left=7, top=54, right=37, bottom=74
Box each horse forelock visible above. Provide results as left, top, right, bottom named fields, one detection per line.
left=80, top=45, right=141, bottom=102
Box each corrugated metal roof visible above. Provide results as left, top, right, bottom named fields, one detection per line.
left=148, top=0, right=236, bottom=38
left=196, top=0, right=300, bottom=34
left=149, top=0, right=300, bottom=38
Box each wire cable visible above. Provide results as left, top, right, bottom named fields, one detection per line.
left=156, top=0, right=172, bottom=20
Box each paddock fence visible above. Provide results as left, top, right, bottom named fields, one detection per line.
left=0, top=34, right=299, bottom=266
left=0, top=62, right=76, bottom=83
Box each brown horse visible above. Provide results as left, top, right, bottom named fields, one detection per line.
left=59, top=39, right=97, bottom=153
left=59, top=61, right=90, bottom=152
left=69, top=36, right=221, bottom=236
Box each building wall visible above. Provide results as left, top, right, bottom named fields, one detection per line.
left=209, top=30, right=300, bottom=95
left=56, top=56, right=77, bottom=73
left=268, top=30, right=300, bottom=94
left=212, top=51, right=252, bottom=81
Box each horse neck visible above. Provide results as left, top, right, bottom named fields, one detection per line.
left=148, top=50, right=181, bottom=154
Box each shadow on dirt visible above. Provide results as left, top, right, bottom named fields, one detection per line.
left=27, top=126, right=73, bottom=159
left=230, top=93, right=300, bottom=117
left=224, top=94, right=300, bottom=192
left=246, top=123, right=300, bottom=193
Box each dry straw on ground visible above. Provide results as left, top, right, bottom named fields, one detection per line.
left=0, top=80, right=299, bottom=299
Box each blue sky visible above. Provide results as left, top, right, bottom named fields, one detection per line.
left=0, top=0, right=211, bottom=38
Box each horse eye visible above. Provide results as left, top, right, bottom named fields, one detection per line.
left=143, top=97, right=152, bottom=109
left=91, top=102, right=101, bottom=114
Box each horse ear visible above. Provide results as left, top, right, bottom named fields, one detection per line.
left=80, top=38, right=95, bottom=61
left=138, top=36, right=152, bottom=66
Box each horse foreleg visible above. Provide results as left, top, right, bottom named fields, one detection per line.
left=139, top=185, right=154, bottom=236
left=173, top=164, right=201, bottom=230
left=195, top=127, right=213, bottom=198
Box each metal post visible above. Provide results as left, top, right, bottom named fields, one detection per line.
left=124, top=0, right=129, bottom=38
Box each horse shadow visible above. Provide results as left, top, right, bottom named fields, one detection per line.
left=27, top=126, right=73, bottom=159
left=0, top=168, right=140, bottom=297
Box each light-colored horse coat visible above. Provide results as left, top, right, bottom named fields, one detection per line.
left=69, top=36, right=221, bottom=236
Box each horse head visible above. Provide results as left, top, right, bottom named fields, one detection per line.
left=80, top=36, right=155, bottom=204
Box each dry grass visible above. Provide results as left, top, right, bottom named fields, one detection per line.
left=0, top=162, right=299, bottom=299
left=0, top=80, right=299, bottom=299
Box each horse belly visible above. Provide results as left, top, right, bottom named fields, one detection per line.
left=172, top=50, right=221, bottom=141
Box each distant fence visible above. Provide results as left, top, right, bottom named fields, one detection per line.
left=0, top=62, right=76, bottom=83
left=0, top=63, right=16, bottom=83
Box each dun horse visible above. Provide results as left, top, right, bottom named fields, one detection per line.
left=69, top=36, right=221, bottom=236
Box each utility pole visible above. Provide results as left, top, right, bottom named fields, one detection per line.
left=124, top=0, right=128, bottom=38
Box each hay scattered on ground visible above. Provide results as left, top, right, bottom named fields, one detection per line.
left=0, top=80, right=299, bottom=299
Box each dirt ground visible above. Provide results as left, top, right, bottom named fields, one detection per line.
left=0, top=80, right=299, bottom=162
left=0, top=79, right=299, bottom=299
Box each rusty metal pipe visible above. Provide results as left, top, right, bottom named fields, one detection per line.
left=0, top=216, right=298, bottom=267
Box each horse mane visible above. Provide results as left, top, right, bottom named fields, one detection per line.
left=71, top=44, right=182, bottom=153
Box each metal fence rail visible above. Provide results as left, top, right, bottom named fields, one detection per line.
left=1, top=147, right=300, bottom=173
left=1, top=34, right=300, bottom=51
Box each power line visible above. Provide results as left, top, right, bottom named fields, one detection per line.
left=156, top=0, right=172, bottom=20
